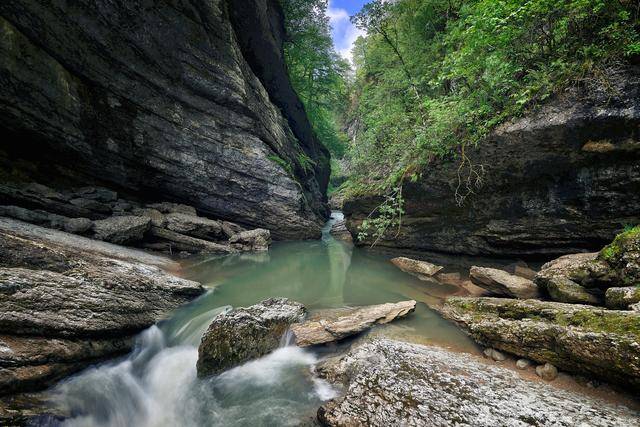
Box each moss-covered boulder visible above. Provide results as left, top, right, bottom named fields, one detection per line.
left=439, top=297, right=640, bottom=391
left=543, top=276, right=602, bottom=305
left=606, top=286, right=640, bottom=309
left=196, top=298, right=306, bottom=377
left=599, top=226, right=640, bottom=286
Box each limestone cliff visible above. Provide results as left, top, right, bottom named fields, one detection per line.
left=345, top=69, right=640, bottom=257
left=0, top=0, right=329, bottom=240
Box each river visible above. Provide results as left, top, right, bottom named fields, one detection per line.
left=48, top=212, right=477, bottom=426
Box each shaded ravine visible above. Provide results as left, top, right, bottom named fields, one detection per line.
left=41, top=213, right=476, bottom=426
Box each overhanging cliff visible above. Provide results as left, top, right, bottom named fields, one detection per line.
left=0, top=0, right=329, bottom=240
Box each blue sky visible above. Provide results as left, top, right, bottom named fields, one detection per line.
left=327, top=1, right=369, bottom=64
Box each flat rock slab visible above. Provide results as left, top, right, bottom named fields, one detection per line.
left=316, top=339, right=640, bottom=426
left=197, top=298, right=306, bottom=378
left=440, top=297, right=640, bottom=391
left=390, top=257, right=443, bottom=280
left=470, top=266, right=540, bottom=299
left=291, top=300, right=416, bottom=347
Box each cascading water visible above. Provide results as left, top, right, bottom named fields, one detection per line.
left=47, top=212, right=476, bottom=426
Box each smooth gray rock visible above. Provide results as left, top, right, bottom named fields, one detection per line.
left=390, top=257, right=443, bottom=280
left=92, top=215, right=151, bottom=244
left=470, top=266, right=540, bottom=299
left=229, top=229, right=271, bottom=252
left=440, top=297, right=640, bottom=391
left=290, top=300, right=416, bottom=347
left=165, top=213, right=223, bottom=240
left=0, top=0, right=329, bottom=239
left=197, top=298, right=306, bottom=377
left=316, top=339, right=640, bottom=426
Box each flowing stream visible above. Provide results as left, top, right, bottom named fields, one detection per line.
left=50, top=212, right=477, bottom=426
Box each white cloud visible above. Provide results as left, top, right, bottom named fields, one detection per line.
left=327, top=1, right=366, bottom=65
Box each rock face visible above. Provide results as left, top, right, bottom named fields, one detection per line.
left=290, top=300, right=416, bottom=347
left=316, top=339, right=640, bottom=426
left=344, top=69, right=640, bottom=257
left=390, top=257, right=443, bottom=280
left=197, top=298, right=306, bottom=377
left=469, top=266, right=540, bottom=299
left=0, top=217, right=204, bottom=393
left=440, top=297, right=640, bottom=391
left=0, top=0, right=329, bottom=240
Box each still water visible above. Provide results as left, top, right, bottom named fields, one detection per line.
left=51, top=212, right=476, bottom=426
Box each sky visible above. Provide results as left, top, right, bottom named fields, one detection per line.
left=327, top=0, right=369, bottom=64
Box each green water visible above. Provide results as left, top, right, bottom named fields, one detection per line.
left=52, top=212, right=477, bottom=427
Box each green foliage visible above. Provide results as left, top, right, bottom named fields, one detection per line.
left=600, top=225, right=640, bottom=262
left=280, top=0, right=350, bottom=159
left=345, top=0, right=640, bottom=198
left=357, top=187, right=405, bottom=246
left=268, top=155, right=293, bottom=176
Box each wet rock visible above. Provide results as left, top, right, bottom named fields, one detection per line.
left=390, top=257, right=443, bottom=280
left=146, top=202, right=197, bottom=216
left=536, top=363, right=558, bottom=381
left=229, top=229, right=271, bottom=252
left=440, top=297, right=640, bottom=390
left=290, top=300, right=416, bottom=347
left=435, top=272, right=463, bottom=287
left=147, top=227, right=236, bottom=255
left=197, top=298, right=306, bottom=377
left=483, top=348, right=506, bottom=362
left=516, top=359, right=531, bottom=370
left=0, top=217, right=204, bottom=393
left=606, top=286, right=640, bottom=309
left=92, top=215, right=151, bottom=244
left=164, top=213, right=223, bottom=240
left=316, top=339, right=639, bottom=426
left=469, top=266, right=540, bottom=299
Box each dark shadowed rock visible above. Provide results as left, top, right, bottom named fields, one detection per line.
left=316, top=339, right=639, bottom=426
left=130, top=208, right=166, bottom=228
left=197, top=298, right=306, bottom=377
left=229, top=229, right=271, bottom=252
left=91, top=215, right=151, bottom=244
left=440, top=297, right=640, bottom=391
left=470, top=266, right=540, bottom=299
left=390, top=257, right=443, bottom=280
left=146, top=203, right=197, bottom=217
left=0, top=0, right=329, bottom=239
left=344, top=69, right=640, bottom=257
left=290, top=300, right=416, bottom=347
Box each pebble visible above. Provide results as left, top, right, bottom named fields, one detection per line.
left=536, top=363, right=558, bottom=381
left=516, top=359, right=530, bottom=370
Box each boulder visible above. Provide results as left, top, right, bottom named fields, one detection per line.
left=316, top=339, right=639, bottom=426
left=0, top=217, right=204, bottom=393
left=469, top=266, right=540, bottom=299
left=514, top=265, right=537, bottom=280
left=390, top=257, right=443, bottom=280
left=599, top=225, right=640, bottom=286
left=92, top=216, right=151, bottom=244
left=516, top=359, right=531, bottom=370
left=483, top=348, right=506, bottom=362
left=536, top=363, right=558, bottom=381
left=62, top=217, right=93, bottom=234
left=329, top=219, right=353, bottom=243
left=543, top=276, right=602, bottom=305
left=229, top=229, right=271, bottom=252
left=148, top=226, right=236, bottom=254
left=221, top=221, right=247, bottom=239
left=290, top=300, right=416, bottom=347
left=606, top=286, right=640, bottom=309
left=130, top=208, right=166, bottom=228
left=197, top=298, right=306, bottom=377
left=439, top=297, right=640, bottom=390
left=164, top=213, right=223, bottom=240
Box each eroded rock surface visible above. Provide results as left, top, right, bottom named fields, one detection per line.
left=290, top=300, right=416, bottom=347
left=440, top=297, right=640, bottom=391
left=469, top=266, right=540, bottom=299
left=197, top=298, right=306, bottom=377
left=316, top=339, right=639, bottom=426
left=0, top=0, right=329, bottom=239
left=344, top=70, right=640, bottom=257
